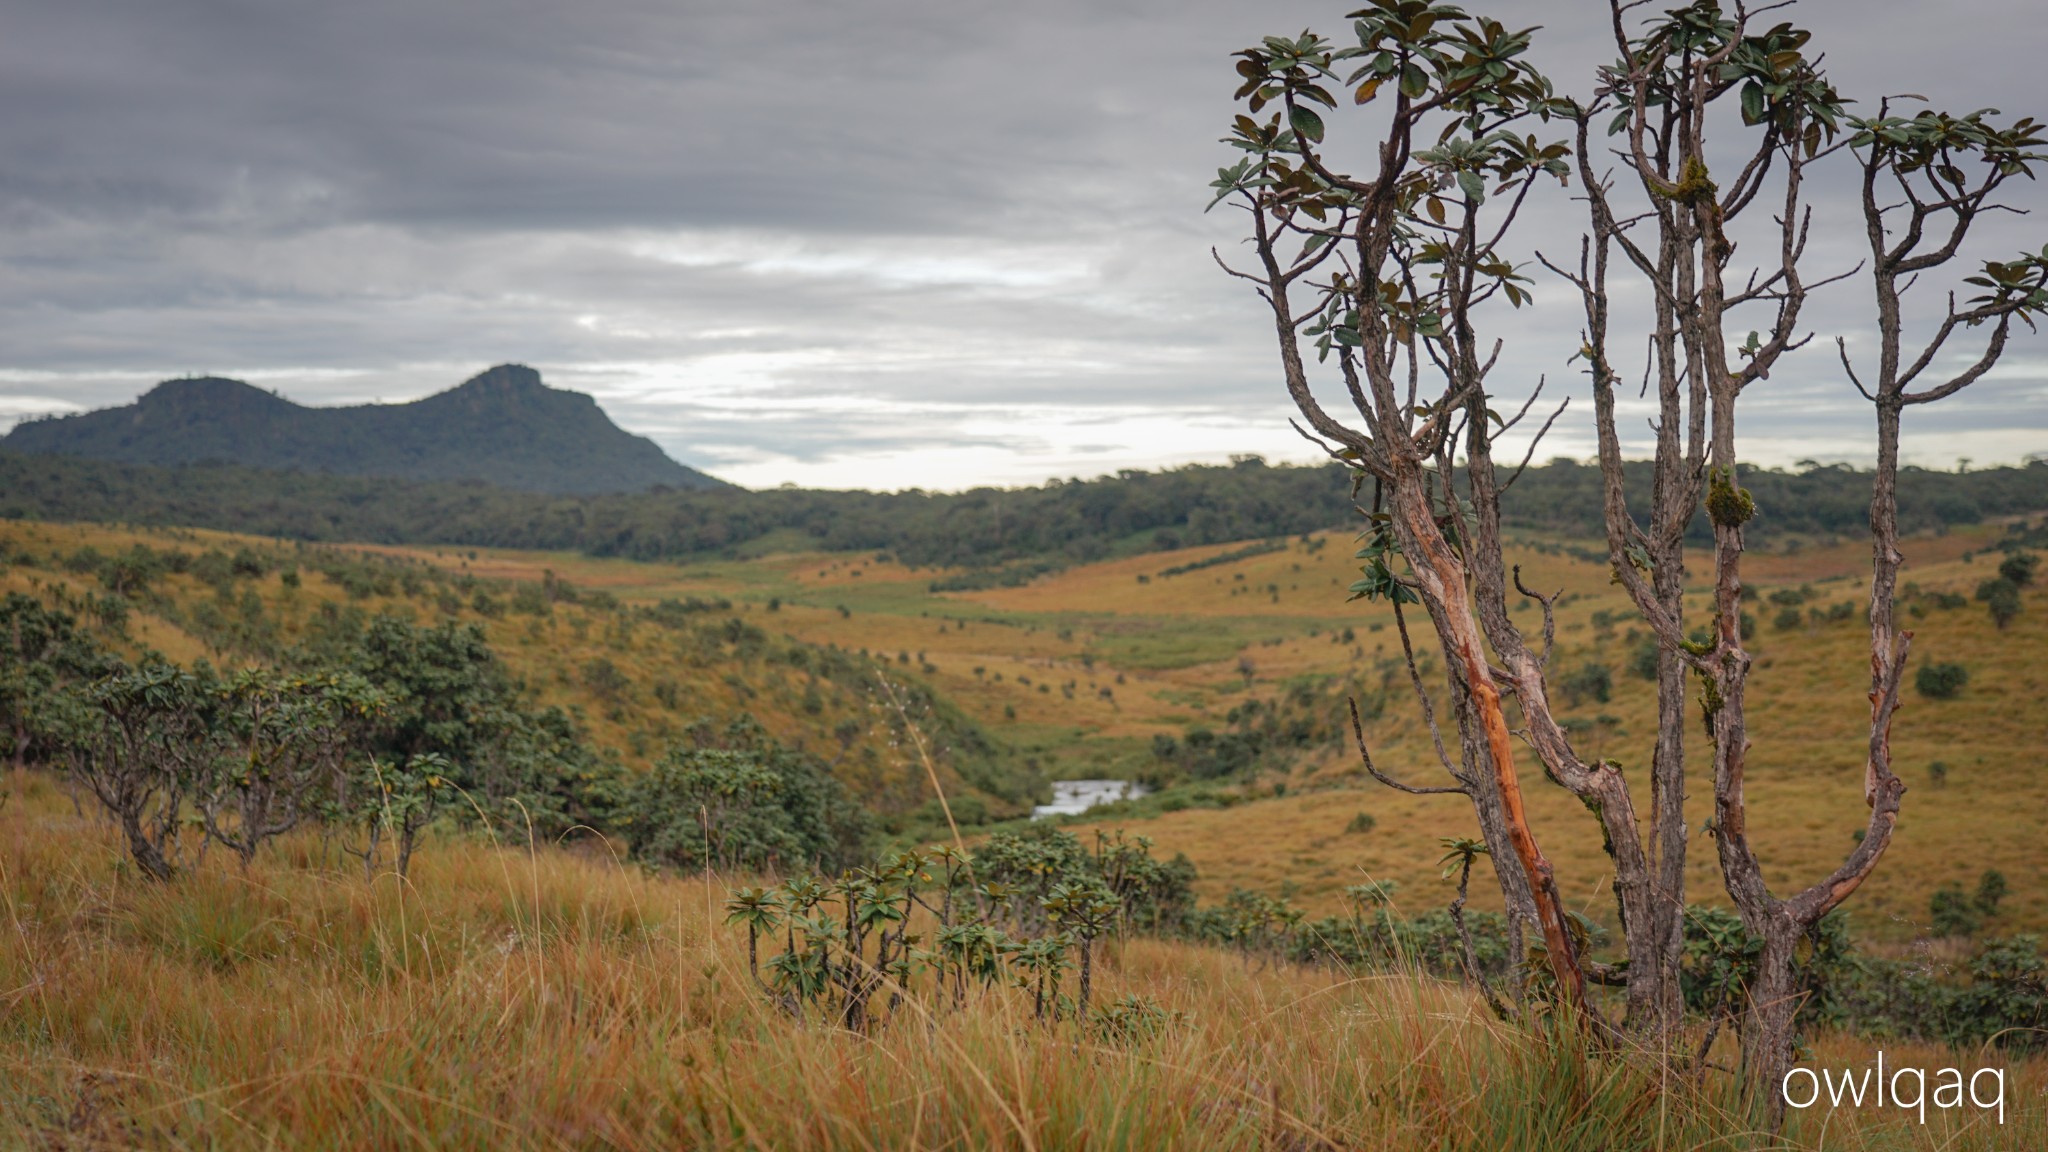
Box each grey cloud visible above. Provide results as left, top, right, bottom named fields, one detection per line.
left=1, top=0, right=2044, bottom=488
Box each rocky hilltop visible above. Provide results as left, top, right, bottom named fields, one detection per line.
left=4, top=364, right=725, bottom=495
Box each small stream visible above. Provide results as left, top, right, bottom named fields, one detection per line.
left=1031, top=779, right=1149, bottom=819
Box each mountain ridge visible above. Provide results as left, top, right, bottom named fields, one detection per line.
left=3, top=364, right=727, bottom=495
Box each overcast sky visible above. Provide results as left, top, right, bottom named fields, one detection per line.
left=3, top=0, right=2045, bottom=490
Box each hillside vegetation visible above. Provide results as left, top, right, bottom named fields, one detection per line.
left=0, top=519, right=1040, bottom=831
left=4, top=449, right=2046, bottom=571
left=10, top=508, right=2045, bottom=949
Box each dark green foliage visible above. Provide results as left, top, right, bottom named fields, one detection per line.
left=622, top=717, right=870, bottom=874
left=1978, top=869, right=2009, bottom=916
left=1998, top=550, right=2038, bottom=587
left=581, top=658, right=630, bottom=705
left=51, top=660, right=213, bottom=880
left=1345, top=811, right=1377, bottom=834
left=302, top=613, right=624, bottom=837
left=1558, top=661, right=1612, bottom=706
left=971, top=825, right=1198, bottom=934
left=1147, top=679, right=1378, bottom=785
left=1628, top=638, right=1661, bottom=681
left=490, top=706, right=626, bottom=840
left=1154, top=540, right=1287, bottom=578
left=1810, top=600, right=1856, bottom=626
left=725, top=834, right=2048, bottom=1055
left=191, top=669, right=384, bottom=868
left=0, top=593, right=119, bottom=766
left=1915, top=661, right=1969, bottom=699
left=927, top=560, right=1065, bottom=592
left=732, top=828, right=1195, bottom=1029
left=339, top=752, right=453, bottom=880
left=8, top=454, right=2048, bottom=574
left=1976, top=576, right=2023, bottom=629
left=1820, top=935, right=2048, bottom=1052
left=328, top=615, right=510, bottom=770
left=1772, top=605, right=1803, bottom=631
left=1766, top=585, right=1812, bottom=608
left=1932, top=885, right=1984, bottom=937
left=1931, top=870, right=2012, bottom=938
left=1678, top=907, right=1765, bottom=1025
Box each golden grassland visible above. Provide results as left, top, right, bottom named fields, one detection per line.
left=3, top=770, right=2042, bottom=1151
left=6, top=514, right=2045, bottom=944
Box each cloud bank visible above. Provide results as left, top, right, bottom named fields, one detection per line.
left=3, top=0, right=2044, bottom=489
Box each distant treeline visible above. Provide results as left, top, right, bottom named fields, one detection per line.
left=4, top=450, right=2045, bottom=569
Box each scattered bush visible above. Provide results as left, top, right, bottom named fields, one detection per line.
left=1977, top=576, right=2022, bottom=629
left=1915, top=661, right=1969, bottom=699
left=1767, top=585, right=1812, bottom=607
left=1346, top=811, right=1377, bottom=834
left=1998, top=550, right=2038, bottom=588
left=1629, top=638, right=1660, bottom=681
left=1977, top=869, right=2009, bottom=917
left=581, top=658, right=631, bottom=704
left=623, top=719, right=870, bottom=873
left=1932, top=885, right=1983, bottom=937
left=1559, top=661, right=1612, bottom=706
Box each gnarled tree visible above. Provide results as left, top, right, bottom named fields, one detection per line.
left=1211, top=1, right=1612, bottom=1025
left=1216, top=0, right=2046, bottom=1118
left=1564, top=2, right=2045, bottom=1118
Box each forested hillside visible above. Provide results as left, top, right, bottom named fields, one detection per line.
left=3, top=448, right=2044, bottom=572
left=2, top=364, right=726, bottom=495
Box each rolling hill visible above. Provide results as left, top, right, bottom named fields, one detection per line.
left=2, top=363, right=726, bottom=495
left=14, top=509, right=2044, bottom=942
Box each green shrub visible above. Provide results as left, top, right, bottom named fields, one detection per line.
left=1998, top=550, right=2038, bottom=587
left=1977, top=576, right=2022, bottom=629
left=1931, top=885, right=1982, bottom=937
left=581, top=657, right=631, bottom=704
left=1345, top=811, right=1377, bottom=834
left=1629, top=638, right=1660, bottom=681
left=1976, top=869, right=2009, bottom=917
left=1559, top=661, right=1612, bottom=706
left=1915, top=661, right=1969, bottom=699
left=622, top=721, right=870, bottom=873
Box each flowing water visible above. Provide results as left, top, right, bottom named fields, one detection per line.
left=1030, top=779, right=1148, bottom=819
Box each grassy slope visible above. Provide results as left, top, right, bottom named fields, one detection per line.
left=0, top=521, right=1015, bottom=817
left=3, top=771, right=2040, bottom=1150
left=10, top=514, right=2045, bottom=946
left=390, top=518, right=2047, bottom=944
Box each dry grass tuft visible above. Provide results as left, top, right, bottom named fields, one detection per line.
left=4, top=771, right=2041, bottom=1149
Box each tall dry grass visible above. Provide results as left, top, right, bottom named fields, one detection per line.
left=2, top=769, right=2038, bottom=1150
